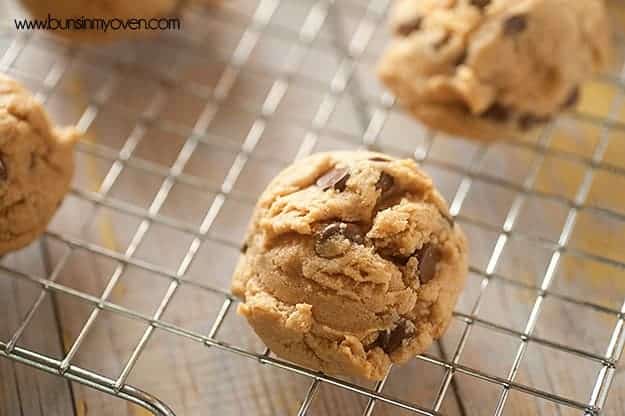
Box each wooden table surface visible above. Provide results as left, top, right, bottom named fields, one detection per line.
left=1, top=1, right=625, bottom=415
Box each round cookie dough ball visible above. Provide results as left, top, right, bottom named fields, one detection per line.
left=232, top=151, right=468, bottom=380
left=0, top=74, right=78, bottom=255
left=378, top=0, right=612, bottom=141
left=18, top=0, right=185, bottom=43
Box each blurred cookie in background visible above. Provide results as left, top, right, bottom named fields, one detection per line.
left=0, top=74, right=78, bottom=255
left=378, top=0, right=612, bottom=141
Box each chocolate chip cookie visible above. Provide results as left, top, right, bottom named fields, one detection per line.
left=378, top=0, right=612, bottom=141
left=232, top=152, right=468, bottom=380
left=0, top=74, right=78, bottom=255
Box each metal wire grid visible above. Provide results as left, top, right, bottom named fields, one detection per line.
left=0, top=0, right=624, bottom=414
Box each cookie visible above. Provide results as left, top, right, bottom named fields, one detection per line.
left=18, top=0, right=217, bottom=43
left=0, top=74, right=78, bottom=255
left=232, top=151, right=468, bottom=380
left=378, top=0, right=612, bottom=141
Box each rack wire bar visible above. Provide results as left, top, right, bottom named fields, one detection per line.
left=0, top=341, right=175, bottom=416
left=1, top=0, right=625, bottom=415
left=0, top=252, right=611, bottom=414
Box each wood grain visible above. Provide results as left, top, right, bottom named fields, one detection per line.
left=1, top=0, right=625, bottom=415
left=0, top=245, right=75, bottom=416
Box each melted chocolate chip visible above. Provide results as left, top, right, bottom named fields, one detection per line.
left=415, top=244, right=441, bottom=284
left=481, top=103, right=510, bottom=122
left=396, top=17, right=423, bottom=37
left=316, top=167, right=350, bottom=192
left=518, top=113, right=552, bottom=131
left=503, top=14, right=528, bottom=36
left=470, top=0, right=491, bottom=10
left=369, top=156, right=391, bottom=162
left=562, top=86, right=580, bottom=109
left=315, top=222, right=364, bottom=258
left=376, top=172, right=395, bottom=199
left=371, top=321, right=414, bottom=354
left=241, top=242, right=248, bottom=254
left=0, top=157, right=6, bottom=181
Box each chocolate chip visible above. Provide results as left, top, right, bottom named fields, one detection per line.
left=371, top=320, right=414, bottom=354
left=396, top=17, right=423, bottom=37
left=369, top=156, right=391, bottom=162
left=385, top=323, right=409, bottom=353
left=318, top=223, right=344, bottom=241
left=342, top=223, right=364, bottom=244
left=316, top=167, right=350, bottom=192
left=382, top=253, right=411, bottom=267
left=315, top=222, right=364, bottom=258
left=470, top=0, right=491, bottom=10
left=0, top=157, right=6, bottom=181
left=454, top=49, right=468, bottom=66
left=434, top=32, right=451, bottom=50
left=241, top=242, right=248, bottom=254
left=400, top=244, right=441, bottom=285
left=334, top=174, right=349, bottom=191
left=376, top=172, right=395, bottom=198
left=562, top=86, right=580, bottom=109
left=481, top=102, right=510, bottom=122
left=503, top=14, right=528, bottom=36
left=369, top=330, right=389, bottom=351
left=415, top=244, right=441, bottom=284
left=518, top=113, right=552, bottom=131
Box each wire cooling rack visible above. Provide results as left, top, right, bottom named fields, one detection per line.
left=1, top=0, right=625, bottom=415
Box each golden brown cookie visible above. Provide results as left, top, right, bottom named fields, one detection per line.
left=0, top=74, right=78, bottom=255
left=232, top=151, right=468, bottom=380
left=378, top=0, right=612, bottom=141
